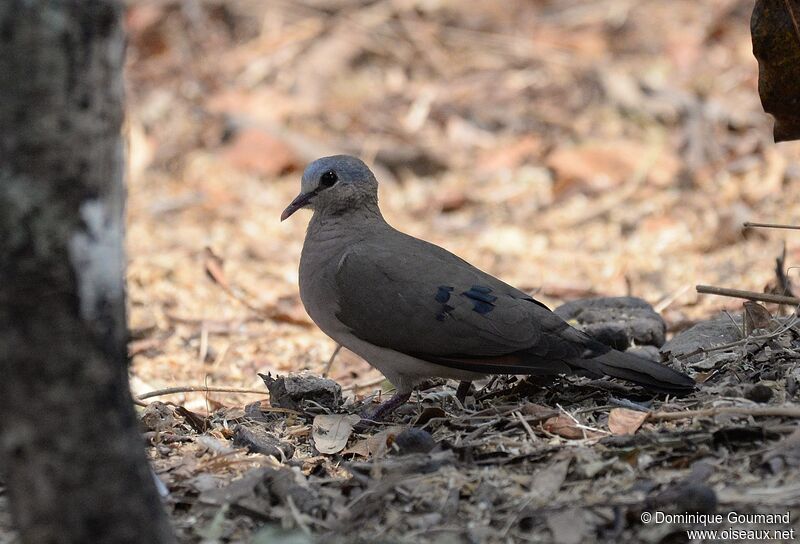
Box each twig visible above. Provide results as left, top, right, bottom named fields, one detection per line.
left=285, top=495, right=312, bottom=536
left=696, top=284, right=800, bottom=306
left=502, top=495, right=534, bottom=537
left=676, top=313, right=799, bottom=360
left=775, top=243, right=796, bottom=298
left=649, top=404, right=800, bottom=421
left=722, top=309, right=744, bottom=339
left=342, top=374, right=387, bottom=392
left=204, top=247, right=313, bottom=328
left=323, top=343, right=343, bottom=377
left=654, top=284, right=691, bottom=313
left=743, top=221, right=800, bottom=231
left=608, top=397, right=652, bottom=412
left=514, top=411, right=539, bottom=443
left=556, top=403, right=609, bottom=437
left=199, top=323, right=209, bottom=363
left=204, top=247, right=272, bottom=319
left=137, top=386, right=268, bottom=401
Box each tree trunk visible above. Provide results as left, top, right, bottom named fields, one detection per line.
left=0, top=2, right=175, bottom=543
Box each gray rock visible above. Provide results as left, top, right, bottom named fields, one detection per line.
left=393, top=428, right=436, bottom=455
left=554, top=296, right=666, bottom=349
left=259, top=372, right=342, bottom=412
left=140, top=401, right=177, bottom=432
left=627, top=345, right=661, bottom=362
left=744, top=383, right=773, bottom=403
left=232, top=424, right=295, bottom=459
left=661, top=314, right=743, bottom=365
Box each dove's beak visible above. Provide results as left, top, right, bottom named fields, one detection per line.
left=281, top=191, right=316, bottom=221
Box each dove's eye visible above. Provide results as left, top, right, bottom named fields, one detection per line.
left=320, top=171, right=338, bottom=188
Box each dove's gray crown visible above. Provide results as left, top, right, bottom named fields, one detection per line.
left=285, top=155, right=695, bottom=410
left=301, top=155, right=377, bottom=193
left=288, top=155, right=380, bottom=220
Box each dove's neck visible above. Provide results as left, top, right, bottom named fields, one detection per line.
left=300, top=203, right=390, bottom=323
left=306, top=202, right=387, bottom=243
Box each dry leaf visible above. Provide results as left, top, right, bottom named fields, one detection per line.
left=743, top=301, right=772, bottom=336
left=343, top=425, right=405, bottom=458
left=312, top=414, right=360, bottom=454
left=544, top=415, right=603, bottom=440
left=413, top=407, right=446, bottom=427
left=608, top=408, right=649, bottom=436
left=203, top=247, right=230, bottom=291
left=263, top=295, right=313, bottom=327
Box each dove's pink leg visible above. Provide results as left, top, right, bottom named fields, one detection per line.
left=365, top=392, right=411, bottom=421
left=456, top=380, right=472, bottom=403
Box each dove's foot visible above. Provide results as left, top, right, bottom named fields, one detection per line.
left=455, top=380, right=472, bottom=404
left=362, top=391, right=411, bottom=423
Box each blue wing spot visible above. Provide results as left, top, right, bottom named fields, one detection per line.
left=435, top=286, right=454, bottom=303
left=436, top=304, right=455, bottom=321
left=465, top=286, right=498, bottom=303
left=471, top=300, right=494, bottom=314
left=470, top=285, right=492, bottom=294
left=462, top=286, right=497, bottom=314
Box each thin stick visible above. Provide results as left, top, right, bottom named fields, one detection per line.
left=676, top=313, right=799, bottom=361
left=743, top=222, right=800, bottom=231
left=139, top=376, right=387, bottom=402
left=285, top=495, right=313, bottom=535
left=514, top=411, right=539, bottom=443
left=696, top=284, right=800, bottom=306
left=342, top=374, right=387, bottom=392
left=322, top=343, right=342, bottom=377
left=654, top=284, right=691, bottom=313
left=556, top=403, right=609, bottom=437
left=137, top=386, right=268, bottom=401
left=649, top=405, right=800, bottom=422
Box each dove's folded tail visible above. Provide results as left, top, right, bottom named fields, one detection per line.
left=568, top=341, right=695, bottom=395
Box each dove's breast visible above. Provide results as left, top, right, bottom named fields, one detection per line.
left=298, top=236, right=347, bottom=336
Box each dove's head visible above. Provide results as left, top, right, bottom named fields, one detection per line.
left=281, top=155, right=379, bottom=221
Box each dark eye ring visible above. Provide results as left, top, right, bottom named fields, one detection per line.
left=320, top=170, right=338, bottom=188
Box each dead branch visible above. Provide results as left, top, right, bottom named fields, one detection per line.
left=137, top=386, right=268, bottom=401
left=743, top=221, right=800, bottom=230
left=696, top=284, right=800, bottom=306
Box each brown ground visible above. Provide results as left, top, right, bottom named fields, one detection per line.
left=56, top=0, right=800, bottom=542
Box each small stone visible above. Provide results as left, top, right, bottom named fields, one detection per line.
left=393, top=428, right=436, bottom=455
left=721, top=386, right=742, bottom=398
left=676, top=483, right=717, bottom=513
left=259, top=372, right=341, bottom=411
left=554, top=297, right=666, bottom=349
left=745, top=383, right=773, bottom=403
left=232, top=424, right=295, bottom=459
left=787, top=368, right=800, bottom=397
left=140, top=401, right=176, bottom=432
left=661, top=314, right=743, bottom=364
left=627, top=345, right=661, bottom=362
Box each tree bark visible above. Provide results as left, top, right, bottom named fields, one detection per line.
left=0, top=2, right=175, bottom=543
